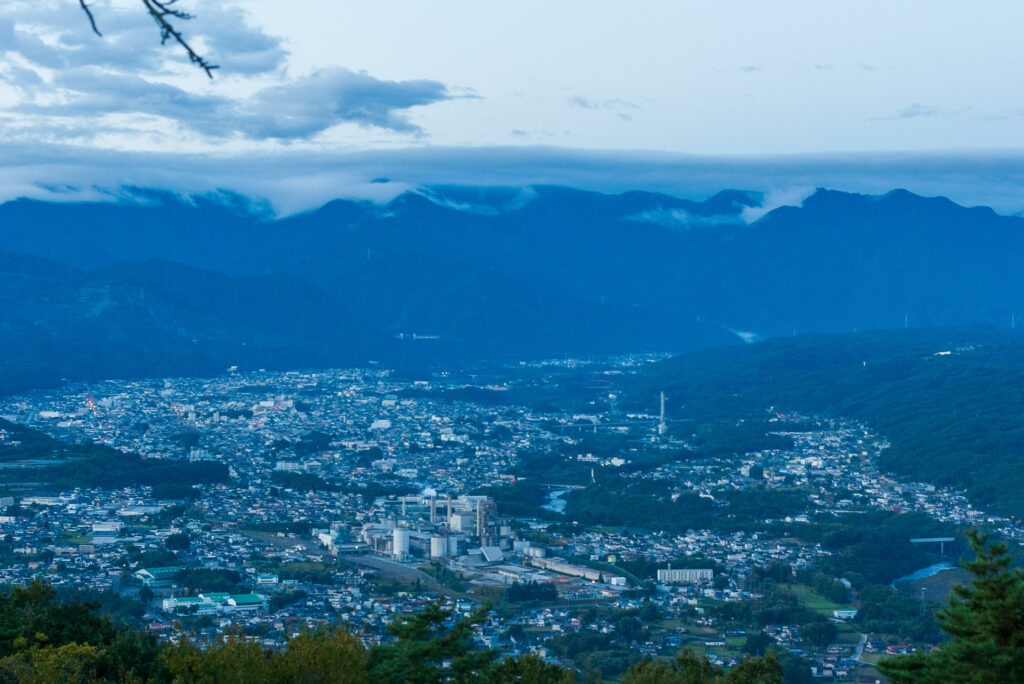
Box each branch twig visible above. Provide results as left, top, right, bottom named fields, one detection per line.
left=77, top=0, right=219, bottom=78
left=140, top=0, right=219, bottom=78
left=78, top=0, right=102, bottom=36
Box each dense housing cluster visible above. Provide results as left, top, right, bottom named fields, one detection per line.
left=0, top=358, right=1016, bottom=680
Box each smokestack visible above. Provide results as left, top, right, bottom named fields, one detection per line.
left=658, top=391, right=667, bottom=436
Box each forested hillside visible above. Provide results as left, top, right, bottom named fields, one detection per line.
left=0, top=252, right=386, bottom=394
left=5, top=186, right=1024, bottom=392
left=628, top=326, right=1024, bottom=516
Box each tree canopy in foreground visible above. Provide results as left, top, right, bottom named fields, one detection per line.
left=880, top=529, right=1024, bottom=683
left=0, top=580, right=783, bottom=683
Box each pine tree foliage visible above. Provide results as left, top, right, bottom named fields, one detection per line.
left=368, top=602, right=495, bottom=684
left=621, top=648, right=783, bottom=684
left=880, top=529, right=1024, bottom=683
left=0, top=580, right=788, bottom=682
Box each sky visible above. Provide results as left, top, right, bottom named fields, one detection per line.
left=2, top=0, right=1024, bottom=214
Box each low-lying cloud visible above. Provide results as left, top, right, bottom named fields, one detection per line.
left=626, top=208, right=746, bottom=230
left=3, top=145, right=1024, bottom=218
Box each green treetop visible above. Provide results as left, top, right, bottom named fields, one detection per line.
left=880, top=529, right=1024, bottom=683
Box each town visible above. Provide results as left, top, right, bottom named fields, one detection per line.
left=0, top=359, right=1017, bottom=681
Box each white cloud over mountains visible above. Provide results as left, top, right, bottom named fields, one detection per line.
left=236, top=69, right=456, bottom=138
left=0, top=1, right=457, bottom=143
left=0, top=2, right=286, bottom=78
left=1, top=0, right=1023, bottom=216
left=4, top=144, right=1024, bottom=220
left=13, top=66, right=454, bottom=140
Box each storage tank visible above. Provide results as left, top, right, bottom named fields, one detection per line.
left=447, top=535, right=459, bottom=557
left=430, top=536, right=447, bottom=559
left=393, top=527, right=410, bottom=557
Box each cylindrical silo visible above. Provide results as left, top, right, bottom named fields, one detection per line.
left=393, top=527, right=410, bottom=558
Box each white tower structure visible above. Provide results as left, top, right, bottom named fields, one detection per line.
left=658, top=391, right=667, bottom=436
left=393, top=527, right=410, bottom=559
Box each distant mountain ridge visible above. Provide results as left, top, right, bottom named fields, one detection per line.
left=3, top=184, right=1024, bottom=392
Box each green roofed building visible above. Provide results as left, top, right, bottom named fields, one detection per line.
left=162, top=592, right=266, bottom=615
left=134, top=566, right=181, bottom=587
left=228, top=593, right=267, bottom=612
left=199, top=592, right=231, bottom=606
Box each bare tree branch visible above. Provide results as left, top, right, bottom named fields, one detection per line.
left=78, top=0, right=102, bottom=36
left=77, top=0, right=219, bottom=78
left=140, top=0, right=218, bottom=78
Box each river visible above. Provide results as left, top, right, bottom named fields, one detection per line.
left=890, top=561, right=957, bottom=588
left=541, top=489, right=568, bottom=514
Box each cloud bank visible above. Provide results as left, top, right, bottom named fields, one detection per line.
left=3, top=144, right=1024, bottom=218
left=14, top=66, right=454, bottom=139
left=0, top=1, right=458, bottom=142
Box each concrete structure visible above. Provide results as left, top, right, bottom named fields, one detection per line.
left=480, top=546, right=504, bottom=563
left=910, top=537, right=956, bottom=556
left=162, top=592, right=267, bottom=615
left=529, top=557, right=626, bottom=585
left=657, top=567, right=714, bottom=584
left=393, top=527, right=410, bottom=559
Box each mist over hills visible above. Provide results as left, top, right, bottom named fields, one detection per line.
left=3, top=184, right=1024, bottom=393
